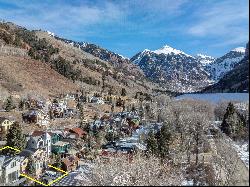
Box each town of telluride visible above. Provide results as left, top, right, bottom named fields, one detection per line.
left=0, top=0, right=249, bottom=186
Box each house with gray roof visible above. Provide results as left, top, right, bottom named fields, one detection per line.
left=0, top=155, right=22, bottom=185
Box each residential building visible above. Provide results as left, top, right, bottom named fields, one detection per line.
left=19, top=148, right=49, bottom=177
left=0, top=117, right=14, bottom=140
left=61, top=156, right=79, bottom=172
left=52, top=141, right=70, bottom=155
left=0, top=155, right=21, bottom=185
left=22, top=108, right=50, bottom=127
left=68, top=128, right=87, bottom=139
left=26, top=131, right=52, bottom=156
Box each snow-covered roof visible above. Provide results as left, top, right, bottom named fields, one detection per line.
left=53, top=141, right=69, bottom=146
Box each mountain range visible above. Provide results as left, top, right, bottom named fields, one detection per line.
left=130, top=44, right=246, bottom=92
left=0, top=21, right=161, bottom=99
left=0, top=21, right=248, bottom=98
left=202, top=42, right=249, bottom=93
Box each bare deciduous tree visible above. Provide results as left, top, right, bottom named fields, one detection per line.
left=85, top=153, right=184, bottom=186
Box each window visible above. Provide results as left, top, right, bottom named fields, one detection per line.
left=8, top=171, right=18, bottom=182
left=11, top=161, right=16, bottom=168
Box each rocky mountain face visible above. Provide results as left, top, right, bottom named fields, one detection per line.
left=204, top=47, right=245, bottom=81
left=130, top=44, right=247, bottom=93
left=53, top=37, right=145, bottom=81
left=0, top=21, right=162, bottom=99
left=202, top=42, right=249, bottom=93
left=130, top=45, right=212, bottom=93
left=0, top=21, right=248, bottom=95
left=195, top=54, right=215, bottom=67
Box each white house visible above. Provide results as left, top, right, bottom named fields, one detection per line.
left=27, top=131, right=52, bottom=156
left=0, top=155, right=21, bottom=185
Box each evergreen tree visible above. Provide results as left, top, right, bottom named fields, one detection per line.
left=79, top=104, right=84, bottom=120
left=105, top=131, right=119, bottom=142
left=18, top=99, right=25, bottom=111
left=49, top=109, right=54, bottom=120
left=84, top=122, right=91, bottom=134
left=221, top=102, right=234, bottom=135
left=157, top=124, right=172, bottom=160
left=54, top=154, right=62, bottom=169
left=4, top=96, right=16, bottom=112
left=6, top=122, right=26, bottom=155
left=221, top=102, right=246, bottom=139
left=111, top=104, right=115, bottom=113
left=121, top=88, right=127, bottom=96
left=101, top=72, right=107, bottom=93
left=146, top=131, right=158, bottom=156
left=26, top=156, right=36, bottom=176
left=95, top=130, right=106, bottom=147
left=28, top=48, right=35, bottom=58
left=131, top=105, right=136, bottom=112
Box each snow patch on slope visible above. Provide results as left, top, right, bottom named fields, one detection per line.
left=196, top=54, right=215, bottom=66
left=231, top=47, right=246, bottom=53
left=47, top=31, right=55, bottom=37
left=232, top=141, right=249, bottom=168
left=209, top=55, right=244, bottom=80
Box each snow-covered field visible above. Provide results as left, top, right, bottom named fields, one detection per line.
left=232, top=141, right=249, bottom=169
left=175, top=93, right=249, bottom=104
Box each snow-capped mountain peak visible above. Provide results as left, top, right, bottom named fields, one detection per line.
left=142, top=49, right=151, bottom=53
left=153, top=44, right=192, bottom=57
left=204, top=47, right=246, bottom=81
left=231, top=47, right=246, bottom=53
left=130, top=45, right=211, bottom=93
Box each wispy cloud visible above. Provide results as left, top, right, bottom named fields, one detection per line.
left=188, top=0, right=249, bottom=44
left=0, top=0, right=248, bottom=57
left=0, top=0, right=127, bottom=36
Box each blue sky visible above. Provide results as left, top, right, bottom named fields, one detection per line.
left=0, top=0, right=249, bottom=58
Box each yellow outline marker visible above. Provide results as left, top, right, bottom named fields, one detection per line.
left=20, top=165, right=68, bottom=186
left=0, top=146, right=69, bottom=186
left=0, top=145, right=21, bottom=153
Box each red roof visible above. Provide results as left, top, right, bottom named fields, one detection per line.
left=70, top=128, right=87, bottom=137
left=32, top=130, right=53, bottom=137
